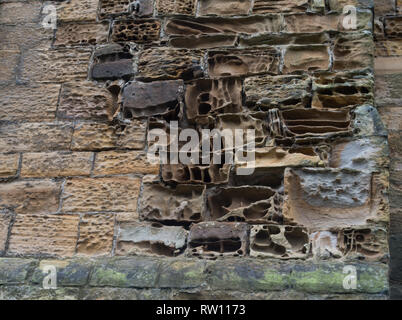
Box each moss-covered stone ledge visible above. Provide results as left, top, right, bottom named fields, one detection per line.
left=0, top=257, right=389, bottom=300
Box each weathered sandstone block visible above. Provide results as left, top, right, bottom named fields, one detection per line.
left=312, top=70, right=374, bottom=109
left=77, top=214, right=115, bottom=255
left=58, top=0, right=99, bottom=22
left=385, top=16, right=402, bottom=37
left=62, top=177, right=141, bottom=213
left=0, top=122, right=74, bottom=153
left=283, top=168, right=388, bottom=231
left=71, top=120, right=146, bottom=151
left=244, top=74, right=311, bottom=109
left=188, top=222, right=249, bottom=258
left=207, top=186, right=282, bottom=223
left=166, top=16, right=282, bottom=35
left=0, top=154, right=20, bottom=179
left=100, top=0, right=153, bottom=18
left=0, top=212, right=12, bottom=255
left=0, top=1, right=42, bottom=24
left=185, top=78, right=243, bottom=122
left=156, top=0, right=196, bottom=15
left=21, top=48, right=92, bottom=83
left=137, top=48, right=204, bottom=81
left=91, top=44, right=134, bottom=80
left=199, top=0, right=252, bottom=16
left=376, top=39, right=402, bottom=56
left=116, top=222, right=188, bottom=256
left=21, top=152, right=93, bottom=178
left=208, top=48, right=280, bottom=77
left=54, top=22, right=109, bottom=47
left=8, top=214, right=79, bottom=257
left=0, top=49, right=19, bottom=84
left=139, top=183, right=205, bottom=222
left=112, top=19, right=161, bottom=43
left=252, top=0, right=308, bottom=13
left=283, top=45, right=330, bottom=74
left=58, top=81, right=117, bottom=120
left=250, top=225, right=310, bottom=259
left=0, top=180, right=61, bottom=215
left=333, top=32, right=374, bottom=71
left=0, top=84, right=60, bottom=122
left=93, top=151, right=159, bottom=175
left=121, top=80, right=183, bottom=118
left=169, top=35, right=237, bottom=48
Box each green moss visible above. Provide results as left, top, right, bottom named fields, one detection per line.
left=291, top=269, right=345, bottom=293
left=93, top=268, right=128, bottom=287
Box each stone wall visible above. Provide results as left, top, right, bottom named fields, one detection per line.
left=0, top=0, right=394, bottom=299
left=374, top=0, right=402, bottom=299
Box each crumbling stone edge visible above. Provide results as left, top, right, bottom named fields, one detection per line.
left=0, top=256, right=389, bottom=300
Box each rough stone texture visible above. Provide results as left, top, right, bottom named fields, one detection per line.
left=8, top=214, right=80, bottom=257
left=93, top=151, right=159, bottom=175
left=0, top=154, right=19, bottom=179
left=137, top=48, right=204, bottom=81
left=62, top=177, right=141, bottom=213
left=0, top=84, right=61, bottom=122
left=116, top=222, right=188, bottom=256
left=283, top=45, right=330, bottom=73
left=0, top=180, right=61, bottom=215
left=71, top=120, right=146, bottom=151
left=58, top=81, right=116, bottom=120
left=21, top=152, right=92, bottom=178
left=55, top=23, right=109, bottom=47
left=0, top=49, right=19, bottom=84
left=77, top=214, right=115, bottom=256
left=0, top=122, right=74, bottom=153
left=0, top=212, right=12, bottom=255
left=58, top=0, right=99, bottom=22
left=21, top=49, right=92, bottom=83
left=0, top=0, right=394, bottom=300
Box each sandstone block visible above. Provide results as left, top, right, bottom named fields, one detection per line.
left=121, top=80, right=183, bottom=118
left=8, top=214, right=80, bottom=257
left=252, top=0, right=308, bottom=13
left=58, top=0, right=99, bottom=22
left=0, top=1, right=42, bottom=24
left=100, top=0, right=153, bottom=18
left=208, top=48, right=280, bottom=77
left=385, top=16, right=402, bottom=37
left=21, top=48, right=92, bottom=83
left=333, top=32, right=374, bottom=71
left=0, top=24, right=53, bottom=51
left=137, top=48, right=204, bottom=81
left=0, top=84, right=60, bottom=122
left=0, top=154, right=19, bottom=179
left=111, top=19, right=161, bottom=43
left=166, top=16, right=282, bottom=35
left=0, top=49, right=19, bottom=84
left=156, top=0, right=196, bottom=15
left=58, top=81, right=116, bottom=120
left=244, top=74, right=311, bottom=109
left=93, top=151, right=159, bottom=176
left=116, top=222, right=188, bottom=256
left=62, top=177, right=141, bottom=213
left=0, top=122, right=74, bottom=153
left=376, top=39, right=402, bottom=57
left=283, top=45, right=330, bottom=74
left=21, top=152, right=93, bottom=178
left=77, top=214, right=115, bottom=255
left=0, top=180, right=61, bottom=214
left=0, top=212, right=12, bottom=255
left=54, top=22, right=109, bottom=47
left=139, top=183, right=205, bottom=223
left=158, top=259, right=207, bottom=288
left=199, top=0, right=252, bottom=16
left=71, top=120, right=146, bottom=151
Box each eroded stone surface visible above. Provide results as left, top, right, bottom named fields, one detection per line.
left=77, top=214, right=115, bottom=256
left=199, top=0, right=252, bottom=16
left=8, top=214, right=80, bottom=257
left=0, top=154, right=19, bottom=179
left=21, top=152, right=93, bottom=178
left=62, top=177, right=141, bottom=213
left=112, top=19, right=161, bottom=43
left=0, top=180, right=61, bottom=214
left=139, top=183, right=205, bottom=223
left=116, top=222, right=188, bottom=256
left=55, top=23, right=109, bottom=47
left=0, top=212, right=12, bottom=255
left=283, top=45, right=329, bottom=74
